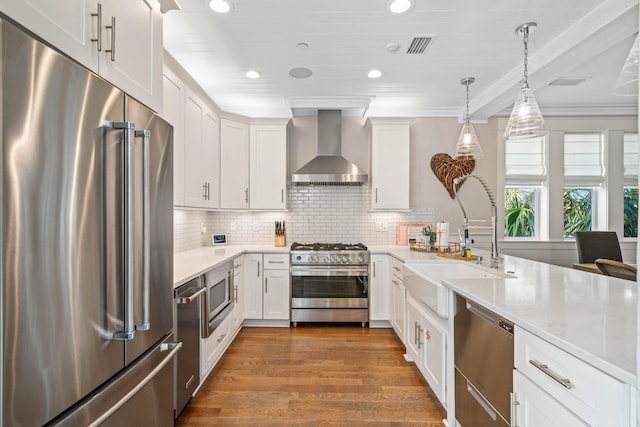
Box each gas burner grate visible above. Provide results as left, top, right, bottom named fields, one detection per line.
left=290, top=242, right=368, bottom=251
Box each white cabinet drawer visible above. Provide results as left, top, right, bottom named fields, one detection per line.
left=263, top=253, right=289, bottom=269
left=391, top=257, right=403, bottom=281
left=201, top=316, right=230, bottom=380
left=515, top=326, right=630, bottom=426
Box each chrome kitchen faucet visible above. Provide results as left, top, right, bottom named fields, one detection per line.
left=453, top=174, right=502, bottom=269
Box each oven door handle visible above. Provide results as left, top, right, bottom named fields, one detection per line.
left=291, top=268, right=369, bottom=276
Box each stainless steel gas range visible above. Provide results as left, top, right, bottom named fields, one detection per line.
left=290, top=242, right=370, bottom=327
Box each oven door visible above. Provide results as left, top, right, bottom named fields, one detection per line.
left=291, top=266, right=369, bottom=308
left=202, top=268, right=233, bottom=338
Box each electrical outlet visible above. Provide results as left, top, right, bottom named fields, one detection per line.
left=375, top=222, right=382, bottom=232
left=230, top=221, right=236, bottom=231
left=382, top=222, right=388, bottom=232
left=252, top=222, right=260, bottom=232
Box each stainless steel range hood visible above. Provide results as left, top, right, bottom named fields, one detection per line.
left=291, top=110, right=368, bottom=185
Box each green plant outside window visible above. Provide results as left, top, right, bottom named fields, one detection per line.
left=564, top=188, right=592, bottom=238
left=624, top=187, right=638, bottom=238
left=504, top=188, right=536, bottom=238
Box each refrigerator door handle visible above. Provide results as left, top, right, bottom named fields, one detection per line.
left=110, top=121, right=136, bottom=341
left=135, top=129, right=151, bottom=332
left=88, top=342, right=183, bottom=427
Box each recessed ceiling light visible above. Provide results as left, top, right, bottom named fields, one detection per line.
left=245, top=70, right=260, bottom=79
left=209, top=0, right=232, bottom=13
left=289, top=67, right=313, bottom=79
left=388, top=0, right=413, bottom=14
left=368, top=69, right=383, bottom=79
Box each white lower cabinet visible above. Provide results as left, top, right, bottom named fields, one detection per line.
left=513, top=325, right=633, bottom=427
left=231, top=256, right=244, bottom=332
left=390, top=257, right=405, bottom=343
left=369, top=254, right=390, bottom=322
left=513, top=370, right=586, bottom=426
left=243, top=253, right=264, bottom=319
left=200, top=314, right=230, bottom=381
left=406, top=294, right=447, bottom=406
left=243, top=253, right=290, bottom=321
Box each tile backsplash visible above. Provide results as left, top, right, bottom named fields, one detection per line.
left=175, top=185, right=435, bottom=253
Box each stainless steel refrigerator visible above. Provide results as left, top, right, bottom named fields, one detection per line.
left=0, top=17, right=178, bottom=426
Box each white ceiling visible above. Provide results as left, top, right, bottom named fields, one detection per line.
left=163, top=0, right=639, bottom=119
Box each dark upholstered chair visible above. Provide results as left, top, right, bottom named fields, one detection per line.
left=595, top=259, right=637, bottom=281
left=574, top=231, right=623, bottom=264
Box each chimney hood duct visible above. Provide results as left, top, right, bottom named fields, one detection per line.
left=291, top=110, right=368, bottom=185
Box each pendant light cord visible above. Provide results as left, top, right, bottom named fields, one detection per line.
left=522, top=26, right=529, bottom=87
left=465, top=80, right=470, bottom=124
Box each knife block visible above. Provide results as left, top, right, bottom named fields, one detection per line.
left=274, top=231, right=286, bottom=247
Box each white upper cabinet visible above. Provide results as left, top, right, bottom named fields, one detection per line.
left=99, top=0, right=162, bottom=112
left=220, top=119, right=250, bottom=209
left=1, top=0, right=163, bottom=112
left=201, top=109, right=221, bottom=209
left=249, top=124, right=287, bottom=210
left=183, top=88, right=220, bottom=209
left=370, top=120, right=411, bottom=210
left=0, top=0, right=100, bottom=72
left=162, top=70, right=185, bottom=206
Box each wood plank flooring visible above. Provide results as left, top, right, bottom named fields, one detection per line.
left=176, top=326, right=446, bottom=426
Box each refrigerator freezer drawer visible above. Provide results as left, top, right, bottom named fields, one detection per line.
left=51, top=334, right=180, bottom=426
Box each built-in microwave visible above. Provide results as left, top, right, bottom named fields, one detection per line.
left=202, top=261, right=234, bottom=338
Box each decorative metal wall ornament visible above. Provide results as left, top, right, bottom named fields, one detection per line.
left=430, top=153, right=475, bottom=199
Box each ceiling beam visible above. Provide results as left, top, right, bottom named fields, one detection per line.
left=469, top=0, right=639, bottom=120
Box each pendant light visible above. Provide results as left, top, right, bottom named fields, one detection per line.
left=504, top=22, right=548, bottom=140
left=455, top=77, right=483, bottom=159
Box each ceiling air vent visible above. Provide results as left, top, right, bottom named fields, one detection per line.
left=549, top=77, right=590, bottom=86
left=406, top=36, right=433, bottom=54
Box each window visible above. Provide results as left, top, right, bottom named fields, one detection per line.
left=504, top=136, right=545, bottom=238
left=563, top=134, right=603, bottom=238
left=504, top=187, right=536, bottom=237
left=623, top=133, right=638, bottom=238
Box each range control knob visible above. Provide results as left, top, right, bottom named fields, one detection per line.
left=309, top=256, right=317, bottom=263
left=296, top=255, right=302, bottom=261
left=356, top=256, right=363, bottom=263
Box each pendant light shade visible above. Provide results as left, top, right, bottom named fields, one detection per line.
left=504, top=22, right=548, bottom=140
left=614, top=33, right=640, bottom=96
left=455, top=77, right=483, bottom=159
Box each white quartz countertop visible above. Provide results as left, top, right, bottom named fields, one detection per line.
left=173, top=244, right=636, bottom=384
left=174, top=245, right=289, bottom=288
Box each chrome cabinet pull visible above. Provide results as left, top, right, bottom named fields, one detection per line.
left=91, top=3, right=102, bottom=51
left=417, top=325, right=423, bottom=349
left=89, top=342, right=182, bottom=427
left=268, top=260, right=285, bottom=264
left=105, top=16, right=116, bottom=61
left=510, top=392, right=520, bottom=427
left=234, top=285, right=238, bottom=303
left=529, top=359, right=573, bottom=389
left=392, top=279, right=400, bottom=286
left=414, top=321, right=418, bottom=345
left=281, top=188, right=284, bottom=203
left=265, top=277, right=268, bottom=293
left=135, top=129, right=151, bottom=331
left=110, top=122, right=136, bottom=341
left=373, top=261, right=376, bottom=277
left=244, top=188, right=248, bottom=203
left=176, top=287, right=206, bottom=304
left=257, top=261, right=260, bottom=276
left=375, top=188, right=378, bottom=203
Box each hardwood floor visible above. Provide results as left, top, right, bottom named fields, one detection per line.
left=176, top=326, right=446, bottom=426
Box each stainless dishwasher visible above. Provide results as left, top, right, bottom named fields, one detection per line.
left=175, top=277, right=206, bottom=418
left=454, top=294, right=514, bottom=426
